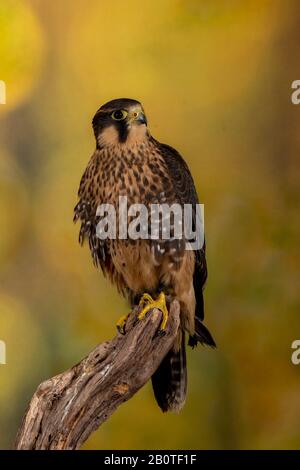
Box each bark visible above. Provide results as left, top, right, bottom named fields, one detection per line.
left=15, top=300, right=180, bottom=450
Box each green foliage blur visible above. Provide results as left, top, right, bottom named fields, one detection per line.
left=0, top=0, right=300, bottom=450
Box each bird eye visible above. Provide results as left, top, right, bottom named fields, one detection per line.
left=111, top=110, right=128, bottom=121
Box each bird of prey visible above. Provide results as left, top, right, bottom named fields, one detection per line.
left=74, top=98, right=215, bottom=412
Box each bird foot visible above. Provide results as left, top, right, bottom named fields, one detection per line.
left=138, top=292, right=169, bottom=331
left=116, top=312, right=130, bottom=335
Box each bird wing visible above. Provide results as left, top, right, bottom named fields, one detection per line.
left=152, top=139, right=207, bottom=321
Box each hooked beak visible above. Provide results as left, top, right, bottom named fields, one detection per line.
left=130, top=111, right=147, bottom=126
left=136, top=112, right=147, bottom=125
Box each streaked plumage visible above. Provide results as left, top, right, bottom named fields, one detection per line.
left=74, top=98, right=215, bottom=412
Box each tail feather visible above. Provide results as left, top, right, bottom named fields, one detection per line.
left=151, top=332, right=187, bottom=412
left=188, top=317, right=216, bottom=348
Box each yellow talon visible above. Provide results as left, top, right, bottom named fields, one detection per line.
left=138, top=293, right=154, bottom=305
left=138, top=292, right=169, bottom=330
left=116, top=312, right=130, bottom=334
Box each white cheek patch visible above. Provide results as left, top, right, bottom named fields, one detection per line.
left=127, top=124, right=147, bottom=144
left=98, top=125, right=120, bottom=147
left=97, top=117, right=147, bottom=147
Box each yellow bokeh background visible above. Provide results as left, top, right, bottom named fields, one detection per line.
left=0, top=0, right=300, bottom=449
left=0, top=0, right=44, bottom=110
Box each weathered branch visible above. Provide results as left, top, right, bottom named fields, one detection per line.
left=15, top=300, right=180, bottom=450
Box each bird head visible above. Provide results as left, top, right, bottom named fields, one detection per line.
left=92, top=98, right=148, bottom=148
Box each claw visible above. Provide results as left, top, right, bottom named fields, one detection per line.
left=116, top=313, right=130, bottom=334
left=156, top=329, right=166, bottom=338
left=138, top=293, right=154, bottom=305
left=138, top=292, right=169, bottom=331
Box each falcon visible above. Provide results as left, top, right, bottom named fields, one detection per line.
left=74, top=98, right=215, bottom=412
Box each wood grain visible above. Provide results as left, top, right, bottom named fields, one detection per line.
left=15, top=300, right=180, bottom=450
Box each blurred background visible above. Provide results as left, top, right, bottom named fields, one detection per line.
left=0, top=0, right=300, bottom=450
